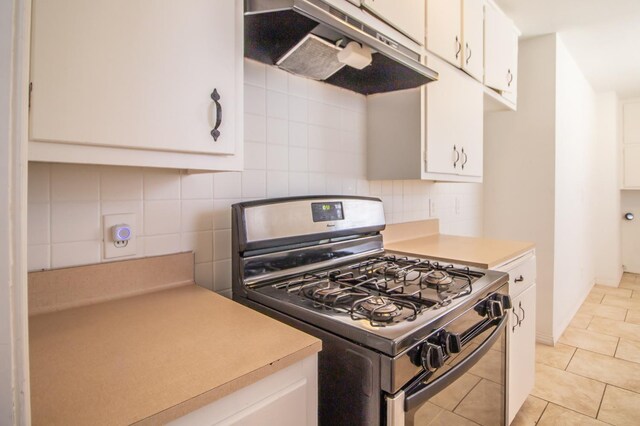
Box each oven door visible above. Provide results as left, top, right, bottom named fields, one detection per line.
left=387, top=306, right=508, bottom=426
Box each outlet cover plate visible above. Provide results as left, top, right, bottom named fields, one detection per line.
left=103, top=213, right=137, bottom=259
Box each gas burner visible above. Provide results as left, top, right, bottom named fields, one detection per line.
left=303, top=281, right=355, bottom=306
left=423, top=270, right=454, bottom=288
left=352, top=296, right=402, bottom=323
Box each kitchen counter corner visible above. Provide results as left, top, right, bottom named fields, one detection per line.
left=29, top=284, right=321, bottom=425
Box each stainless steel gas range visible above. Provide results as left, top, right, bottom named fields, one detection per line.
left=232, top=196, right=511, bottom=426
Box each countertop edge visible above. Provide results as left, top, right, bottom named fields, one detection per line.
left=134, top=340, right=322, bottom=425
left=386, top=234, right=536, bottom=269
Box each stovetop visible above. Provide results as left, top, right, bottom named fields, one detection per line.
left=272, top=254, right=483, bottom=327
left=242, top=251, right=508, bottom=356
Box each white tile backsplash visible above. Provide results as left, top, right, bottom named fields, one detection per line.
left=266, top=171, right=289, bottom=198
left=266, top=117, right=289, bottom=145
left=101, top=168, right=143, bottom=201
left=51, top=164, right=100, bottom=202
left=28, top=162, right=50, bottom=203
left=180, top=173, right=213, bottom=200
left=144, top=200, right=181, bottom=235
left=51, top=202, right=101, bottom=243
left=143, top=170, right=180, bottom=200
left=51, top=241, right=101, bottom=268
left=26, top=59, right=483, bottom=297
left=180, top=199, right=213, bottom=232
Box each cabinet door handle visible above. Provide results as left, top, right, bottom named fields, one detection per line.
left=465, top=43, right=472, bottom=64
left=514, top=275, right=524, bottom=282
left=512, top=309, right=521, bottom=332
left=455, top=36, right=462, bottom=60
left=453, top=145, right=460, bottom=168
left=519, top=302, right=525, bottom=326
left=210, top=89, right=222, bottom=141
left=461, top=148, right=468, bottom=170
left=507, top=69, right=514, bottom=87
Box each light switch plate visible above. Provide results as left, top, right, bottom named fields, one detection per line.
left=103, top=213, right=137, bottom=259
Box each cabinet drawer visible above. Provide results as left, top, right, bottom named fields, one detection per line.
left=496, top=253, right=535, bottom=298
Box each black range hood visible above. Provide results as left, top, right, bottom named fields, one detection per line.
left=244, top=0, right=439, bottom=95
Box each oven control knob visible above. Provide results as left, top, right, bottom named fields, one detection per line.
left=495, top=294, right=512, bottom=310
left=421, top=343, right=445, bottom=372
left=487, top=300, right=504, bottom=320
left=444, top=332, right=462, bottom=354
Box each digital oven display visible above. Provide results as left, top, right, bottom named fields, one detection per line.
left=311, top=202, right=344, bottom=222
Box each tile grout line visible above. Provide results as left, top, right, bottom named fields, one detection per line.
left=564, top=347, right=578, bottom=371
left=534, top=401, right=550, bottom=425
left=595, top=384, right=607, bottom=423
left=532, top=399, right=549, bottom=424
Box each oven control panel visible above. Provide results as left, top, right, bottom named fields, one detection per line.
left=311, top=201, right=344, bottom=222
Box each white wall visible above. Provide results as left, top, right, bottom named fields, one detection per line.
left=593, top=92, right=621, bottom=283
left=27, top=60, right=484, bottom=298
left=552, top=36, right=599, bottom=337
left=485, top=34, right=616, bottom=343
left=484, top=34, right=558, bottom=343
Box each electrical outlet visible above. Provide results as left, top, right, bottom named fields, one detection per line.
left=103, top=213, right=136, bottom=259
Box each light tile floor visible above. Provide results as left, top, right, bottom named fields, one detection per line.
left=512, top=273, right=640, bottom=425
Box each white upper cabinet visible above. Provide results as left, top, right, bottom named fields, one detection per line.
left=426, top=0, right=462, bottom=68
left=484, top=1, right=519, bottom=100
left=366, top=55, right=483, bottom=183
left=362, top=0, right=425, bottom=44
left=461, top=0, right=484, bottom=82
left=622, top=100, right=640, bottom=189
left=426, top=0, right=485, bottom=83
left=29, top=0, right=243, bottom=171
left=425, top=55, right=483, bottom=179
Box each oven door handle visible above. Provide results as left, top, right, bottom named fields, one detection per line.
left=404, top=314, right=507, bottom=412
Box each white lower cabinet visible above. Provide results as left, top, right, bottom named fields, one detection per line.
left=495, top=252, right=536, bottom=424
left=169, top=355, right=318, bottom=426
left=507, top=284, right=536, bottom=424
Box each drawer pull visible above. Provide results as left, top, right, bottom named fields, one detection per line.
left=514, top=275, right=524, bottom=282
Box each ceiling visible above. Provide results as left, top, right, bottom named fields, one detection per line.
left=494, top=0, right=640, bottom=99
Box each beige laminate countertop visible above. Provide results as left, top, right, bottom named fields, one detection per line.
left=386, top=234, right=535, bottom=269
left=29, top=284, right=321, bottom=425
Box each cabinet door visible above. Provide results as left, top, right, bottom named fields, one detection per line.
left=426, top=0, right=462, bottom=67
left=624, top=101, right=640, bottom=143
left=461, top=0, right=484, bottom=82
left=484, top=3, right=512, bottom=93
left=624, top=145, right=640, bottom=188
left=362, top=0, right=425, bottom=43
left=30, top=0, right=238, bottom=156
left=425, top=55, right=483, bottom=177
left=501, top=25, right=519, bottom=104
left=457, top=75, right=483, bottom=177
left=508, top=284, right=536, bottom=424
left=425, top=56, right=461, bottom=175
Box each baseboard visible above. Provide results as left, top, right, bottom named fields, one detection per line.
left=535, top=332, right=555, bottom=346
left=595, top=268, right=624, bottom=287
left=553, top=280, right=594, bottom=341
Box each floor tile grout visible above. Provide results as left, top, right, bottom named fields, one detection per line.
left=518, top=275, right=640, bottom=425
left=596, top=384, right=607, bottom=421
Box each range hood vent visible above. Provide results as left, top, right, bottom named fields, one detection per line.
left=245, top=0, right=439, bottom=95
